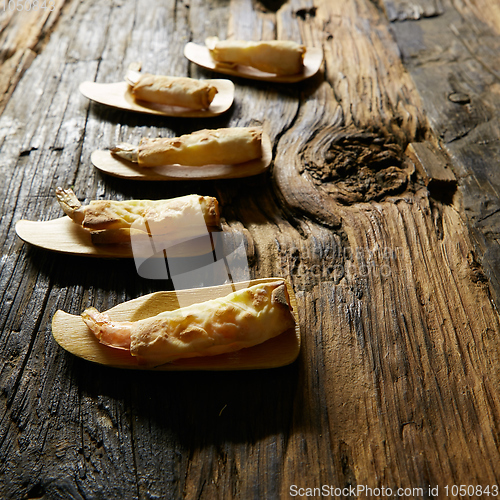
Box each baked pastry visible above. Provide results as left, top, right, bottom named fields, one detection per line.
left=55, top=188, right=220, bottom=244
left=111, top=127, right=262, bottom=167
left=81, top=280, right=295, bottom=365
left=128, top=72, right=218, bottom=110
left=206, top=37, right=306, bottom=75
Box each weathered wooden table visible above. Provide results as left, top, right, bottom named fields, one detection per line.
left=2, top=0, right=500, bottom=498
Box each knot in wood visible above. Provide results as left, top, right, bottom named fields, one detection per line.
left=294, top=7, right=317, bottom=19
left=302, top=132, right=410, bottom=204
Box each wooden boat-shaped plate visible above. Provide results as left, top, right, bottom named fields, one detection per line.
left=15, top=216, right=219, bottom=258
left=184, top=42, right=323, bottom=83
left=79, top=79, right=234, bottom=117
left=52, top=278, right=301, bottom=371
left=91, top=132, right=272, bottom=180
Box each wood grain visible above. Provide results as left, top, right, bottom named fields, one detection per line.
left=1, top=0, right=500, bottom=498
left=184, top=42, right=323, bottom=82
left=0, top=0, right=66, bottom=114
left=383, top=0, right=500, bottom=317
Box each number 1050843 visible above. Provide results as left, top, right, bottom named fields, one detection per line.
left=2, top=0, right=55, bottom=11
left=444, top=485, right=499, bottom=497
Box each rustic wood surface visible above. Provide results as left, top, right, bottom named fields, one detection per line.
left=2, top=0, right=500, bottom=498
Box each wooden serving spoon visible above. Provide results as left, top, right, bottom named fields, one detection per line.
left=90, top=132, right=273, bottom=181
left=15, top=216, right=221, bottom=258
left=79, top=78, right=234, bottom=117
left=52, top=278, right=301, bottom=371
left=184, top=43, right=323, bottom=83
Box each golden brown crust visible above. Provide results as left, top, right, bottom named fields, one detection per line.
left=137, top=127, right=262, bottom=167
left=208, top=39, right=306, bottom=75
left=82, top=201, right=124, bottom=230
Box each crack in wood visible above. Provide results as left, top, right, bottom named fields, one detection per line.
left=382, top=0, right=444, bottom=22
left=253, top=0, right=288, bottom=13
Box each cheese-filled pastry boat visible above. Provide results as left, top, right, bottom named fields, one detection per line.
left=126, top=68, right=218, bottom=110
left=205, top=37, right=306, bottom=75
left=111, top=126, right=262, bottom=167
left=81, top=280, right=295, bottom=366
left=55, top=188, right=220, bottom=245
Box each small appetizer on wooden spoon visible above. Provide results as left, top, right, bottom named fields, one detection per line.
left=111, top=126, right=263, bottom=168
left=51, top=278, right=301, bottom=370
left=91, top=127, right=272, bottom=180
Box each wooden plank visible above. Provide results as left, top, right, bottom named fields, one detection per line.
left=382, top=0, right=500, bottom=311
